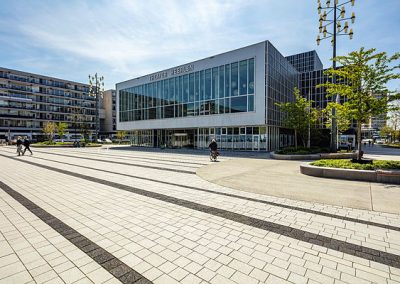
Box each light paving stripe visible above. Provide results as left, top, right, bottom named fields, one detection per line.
left=0, top=180, right=152, bottom=284
left=5, top=148, right=400, bottom=232
left=60, top=148, right=208, bottom=166
left=30, top=149, right=196, bottom=175
left=2, top=153, right=400, bottom=269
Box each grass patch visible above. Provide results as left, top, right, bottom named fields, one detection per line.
left=311, top=159, right=400, bottom=170
left=384, top=143, right=400, bottom=149
left=277, top=146, right=330, bottom=155
left=32, top=142, right=102, bottom=147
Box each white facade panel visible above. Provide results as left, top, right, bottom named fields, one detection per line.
left=116, top=41, right=266, bottom=131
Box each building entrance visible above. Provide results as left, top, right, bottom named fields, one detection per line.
left=155, top=129, right=196, bottom=148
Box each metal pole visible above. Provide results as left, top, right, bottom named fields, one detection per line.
left=330, top=1, right=338, bottom=152
left=307, top=90, right=311, bottom=148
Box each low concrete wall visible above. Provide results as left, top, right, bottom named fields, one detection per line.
left=300, top=163, right=400, bottom=184
left=271, top=151, right=357, bottom=160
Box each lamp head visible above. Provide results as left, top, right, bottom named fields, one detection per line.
left=326, top=0, right=330, bottom=8
left=349, top=28, right=354, bottom=39
left=351, top=12, right=356, bottom=24
left=340, top=6, right=345, bottom=18
left=337, top=21, right=341, bottom=32
left=344, top=21, right=349, bottom=33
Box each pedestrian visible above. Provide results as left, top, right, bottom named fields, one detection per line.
left=368, top=140, right=371, bottom=147
left=22, top=137, right=33, bottom=155
left=16, top=136, right=23, bottom=156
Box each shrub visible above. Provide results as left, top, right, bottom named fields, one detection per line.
left=277, top=146, right=331, bottom=155
left=310, top=159, right=400, bottom=170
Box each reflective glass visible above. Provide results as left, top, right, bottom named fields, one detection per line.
left=231, top=96, right=247, bottom=113
left=239, top=60, right=247, bottom=95
left=248, top=95, right=254, bottom=111
left=231, top=62, right=238, bottom=97
left=205, top=69, right=211, bottom=100
left=248, top=58, right=254, bottom=94
left=212, top=67, right=218, bottom=99
left=219, top=66, right=224, bottom=98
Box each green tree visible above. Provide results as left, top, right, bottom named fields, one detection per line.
left=318, top=48, right=400, bottom=160
left=116, top=130, right=127, bottom=144
left=323, top=102, right=351, bottom=133
left=380, top=125, right=394, bottom=142
left=57, top=122, right=68, bottom=138
left=276, top=88, right=318, bottom=149
left=43, top=121, right=57, bottom=143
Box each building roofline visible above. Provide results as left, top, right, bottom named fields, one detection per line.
left=116, top=40, right=270, bottom=87
left=0, top=66, right=89, bottom=86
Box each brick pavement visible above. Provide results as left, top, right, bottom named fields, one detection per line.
left=0, top=146, right=399, bottom=283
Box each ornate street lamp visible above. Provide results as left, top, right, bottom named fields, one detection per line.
left=316, top=0, right=356, bottom=152
left=88, top=73, right=104, bottom=142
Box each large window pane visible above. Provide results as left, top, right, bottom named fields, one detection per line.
left=189, top=73, right=195, bottom=102
left=225, top=65, right=230, bottom=98
left=219, top=98, right=225, bottom=114
left=174, top=77, right=179, bottom=104
left=205, top=69, right=211, bottom=100
left=195, top=72, right=200, bottom=102
left=183, top=74, right=189, bottom=103
left=212, top=67, right=218, bottom=99
left=248, top=58, right=255, bottom=94
left=157, top=81, right=162, bottom=106
left=169, top=78, right=174, bottom=104
left=230, top=62, right=238, bottom=97
left=219, top=66, right=224, bottom=98
left=178, top=76, right=183, bottom=104
left=248, top=95, right=254, bottom=111
left=165, top=105, right=174, bottom=118
left=231, top=96, right=247, bottom=112
left=200, top=70, right=205, bottom=101
left=239, top=60, right=247, bottom=95
left=163, top=80, right=168, bottom=105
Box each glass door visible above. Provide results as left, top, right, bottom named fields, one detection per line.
left=252, top=135, right=259, bottom=151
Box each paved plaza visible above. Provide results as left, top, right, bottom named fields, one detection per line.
left=0, top=146, right=399, bottom=284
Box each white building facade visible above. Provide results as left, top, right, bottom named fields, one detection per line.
left=116, top=41, right=299, bottom=151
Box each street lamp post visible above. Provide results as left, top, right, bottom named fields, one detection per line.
left=316, top=0, right=355, bottom=152
left=88, top=73, right=104, bottom=142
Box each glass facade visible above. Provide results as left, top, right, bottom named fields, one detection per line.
left=285, top=51, right=323, bottom=73
left=119, top=58, right=255, bottom=122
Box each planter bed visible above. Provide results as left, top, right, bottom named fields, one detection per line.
left=300, top=163, right=400, bottom=184
left=270, top=151, right=357, bottom=160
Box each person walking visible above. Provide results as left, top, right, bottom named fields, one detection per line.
left=16, top=136, right=23, bottom=156
left=22, top=137, right=33, bottom=155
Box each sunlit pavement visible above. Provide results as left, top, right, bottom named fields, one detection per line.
left=0, top=146, right=399, bottom=284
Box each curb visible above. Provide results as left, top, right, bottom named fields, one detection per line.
left=300, top=163, right=400, bottom=184
left=270, top=151, right=357, bottom=160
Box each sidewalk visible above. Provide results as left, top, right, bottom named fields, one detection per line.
left=197, top=146, right=400, bottom=214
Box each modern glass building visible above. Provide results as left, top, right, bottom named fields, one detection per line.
left=116, top=41, right=299, bottom=151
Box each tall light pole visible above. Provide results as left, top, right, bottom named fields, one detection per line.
left=88, top=73, right=104, bottom=142
left=316, top=0, right=355, bottom=152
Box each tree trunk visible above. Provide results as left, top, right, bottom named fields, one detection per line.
left=357, top=122, right=362, bottom=160
left=294, top=130, right=297, bottom=149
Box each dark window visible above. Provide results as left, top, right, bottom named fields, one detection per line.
left=239, top=60, right=247, bottom=95
left=230, top=96, right=247, bottom=113
left=231, top=62, right=238, bottom=97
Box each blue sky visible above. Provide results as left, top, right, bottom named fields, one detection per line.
left=0, top=0, right=399, bottom=90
